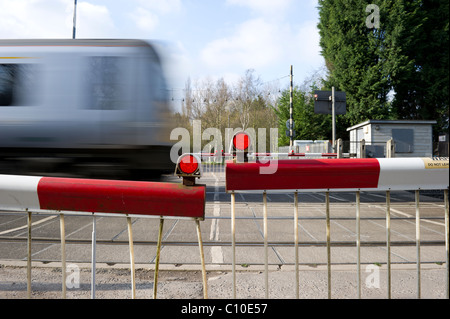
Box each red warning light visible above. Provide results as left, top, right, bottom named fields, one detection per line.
left=179, top=154, right=199, bottom=174
left=233, top=132, right=250, bottom=151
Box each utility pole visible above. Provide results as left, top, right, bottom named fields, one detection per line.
left=72, top=0, right=77, bottom=39
left=332, top=86, right=336, bottom=152
left=290, top=65, right=294, bottom=148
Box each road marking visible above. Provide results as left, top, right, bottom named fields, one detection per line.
left=299, top=223, right=318, bottom=241
left=374, top=205, right=445, bottom=227
left=327, top=194, right=348, bottom=202
left=210, top=173, right=224, bottom=264
left=0, top=215, right=26, bottom=228
left=0, top=215, right=57, bottom=236
left=209, top=205, right=220, bottom=241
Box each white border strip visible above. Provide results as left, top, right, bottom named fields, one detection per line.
left=378, top=158, right=449, bottom=191
left=0, top=175, right=41, bottom=211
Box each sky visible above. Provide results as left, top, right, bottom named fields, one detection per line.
left=0, top=0, right=325, bottom=109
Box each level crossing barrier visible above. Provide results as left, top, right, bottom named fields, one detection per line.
left=198, top=151, right=342, bottom=176
left=0, top=154, right=207, bottom=299
left=225, top=156, right=449, bottom=299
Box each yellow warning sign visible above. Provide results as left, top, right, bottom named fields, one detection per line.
left=422, top=158, right=449, bottom=169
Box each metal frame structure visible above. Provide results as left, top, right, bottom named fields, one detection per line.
left=0, top=172, right=207, bottom=299
left=225, top=155, right=449, bottom=299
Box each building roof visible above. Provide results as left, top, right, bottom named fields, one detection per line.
left=346, top=120, right=437, bottom=131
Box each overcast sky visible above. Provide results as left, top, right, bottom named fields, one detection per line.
left=0, top=0, right=325, bottom=106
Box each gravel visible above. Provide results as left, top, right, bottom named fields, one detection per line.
left=1, top=261, right=447, bottom=299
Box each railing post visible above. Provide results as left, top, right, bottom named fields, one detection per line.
left=294, top=191, right=299, bottom=299
left=196, top=219, right=208, bottom=299
left=91, top=214, right=96, bottom=299
left=153, top=218, right=164, bottom=299
left=415, top=190, right=421, bottom=299
left=386, top=190, right=391, bottom=299
left=356, top=191, right=361, bottom=299
left=60, top=214, right=66, bottom=299
left=263, top=191, right=269, bottom=299
left=27, top=210, right=32, bottom=299
left=231, top=191, right=236, bottom=299
left=325, top=191, right=331, bottom=299
left=127, top=216, right=136, bottom=299
left=445, top=189, right=449, bottom=299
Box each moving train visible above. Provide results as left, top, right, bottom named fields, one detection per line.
left=0, top=39, right=174, bottom=180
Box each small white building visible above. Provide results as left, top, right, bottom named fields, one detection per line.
left=347, top=120, right=436, bottom=158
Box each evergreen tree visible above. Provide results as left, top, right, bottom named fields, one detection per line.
left=318, top=0, right=392, bottom=129
left=274, top=87, right=331, bottom=146
left=317, top=0, right=449, bottom=137
left=391, top=0, right=449, bottom=134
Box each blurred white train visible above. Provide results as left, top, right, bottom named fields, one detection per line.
left=0, top=39, right=174, bottom=179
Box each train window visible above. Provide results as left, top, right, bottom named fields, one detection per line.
left=85, top=57, right=125, bottom=110
left=0, top=64, right=39, bottom=106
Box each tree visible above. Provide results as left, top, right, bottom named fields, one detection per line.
left=175, top=69, right=278, bottom=151
left=318, top=0, right=449, bottom=139
left=318, top=0, right=393, bottom=132
left=274, top=87, right=331, bottom=146
left=390, top=0, right=449, bottom=134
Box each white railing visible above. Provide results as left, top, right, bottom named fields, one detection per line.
left=225, top=157, right=449, bottom=299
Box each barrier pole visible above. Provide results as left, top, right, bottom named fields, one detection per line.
left=356, top=191, right=361, bottom=299
left=60, top=214, right=66, bottom=299
left=445, top=189, right=449, bottom=299
left=127, top=216, right=136, bottom=299
left=294, top=191, right=299, bottom=299
left=196, top=219, right=208, bottom=299
left=231, top=191, right=236, bottom=299
left=415, top=190, right=421, bottom=299
left=325, top=191, right=331, bottom=299
left=27, top=210, right=32, bottom=299
left=263, top=191, right=269, bottom=299
left=91, top=214, right=96, bottom=299
left=153, top=218, right=164, bottom=299
left=386, top=191, right=391, bottom=299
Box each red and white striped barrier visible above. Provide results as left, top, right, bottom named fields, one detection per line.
left=226, top=158, right=449, bottom=192
left=0, top=174, right=205, bottom=219
left=0, top=172, right=208, bottom=299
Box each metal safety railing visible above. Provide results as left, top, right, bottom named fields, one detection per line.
left=0, top=159, right=208, bottom=299
left=225, top=156, right=449, bottom=299
left=15, top=211, right=207, bottom=299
